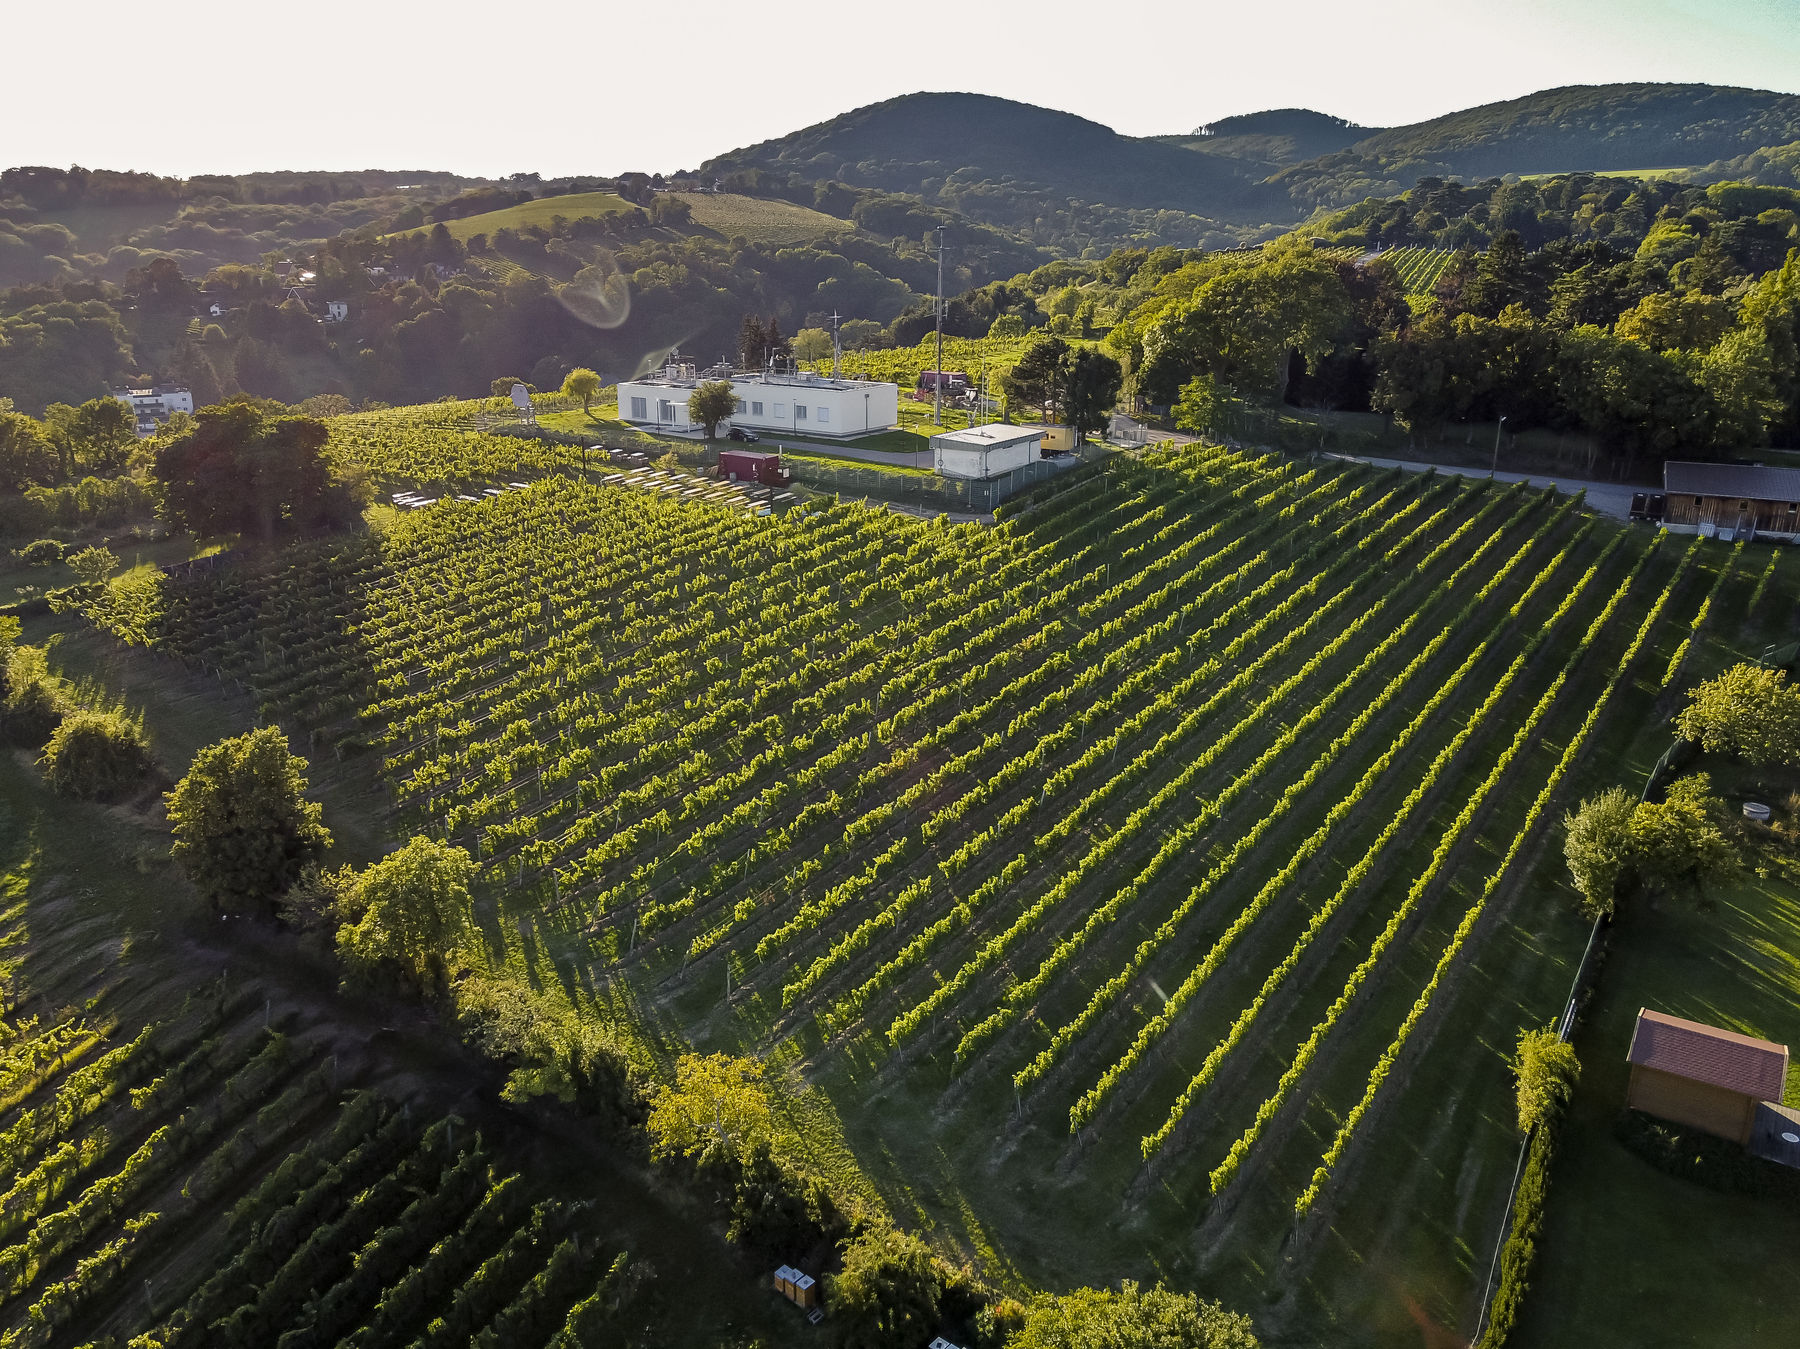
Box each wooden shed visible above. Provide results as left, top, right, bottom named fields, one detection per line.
left=1660, top=461, right=1800, bottom=542
left=1625, top=1008, right=1789, bottom=1145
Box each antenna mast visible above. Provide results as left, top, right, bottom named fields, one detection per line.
left=830, top=310, right=842, bottom=380
left=933, top=226, right=945, bottom=427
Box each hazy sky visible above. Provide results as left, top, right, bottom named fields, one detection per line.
left=12, top=0, right=1800, bottom=178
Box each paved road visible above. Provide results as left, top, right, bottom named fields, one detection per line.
left=1324, top=453, right=1644, bottom=520
left=767, top=438, right=934, bottom=470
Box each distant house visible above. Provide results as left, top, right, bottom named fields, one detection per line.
left=324, top=299, right=349, bottom=322
left=1659, top=461, right=1800, bottom=542
left=111, top=384, right=194, bottom=437
left=1626, top=1008, right=1789, bottom=1144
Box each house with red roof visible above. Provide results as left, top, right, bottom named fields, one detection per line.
left=1625, top=1008, right=1789, bottom=1146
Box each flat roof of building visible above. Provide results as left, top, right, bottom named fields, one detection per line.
left=623, top=368, right=892, bottom=393
left=931, top=423, right=1043, bottom=450
left=1664, top=461, right=1800, bottom=501
left=1627, top=1008, right=1789, bottom=1101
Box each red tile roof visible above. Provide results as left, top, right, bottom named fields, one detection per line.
left=1628, top=1009, right=1789, bottom=1101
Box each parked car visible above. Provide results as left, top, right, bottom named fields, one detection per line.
left=728, top=427, right=760, bottom=442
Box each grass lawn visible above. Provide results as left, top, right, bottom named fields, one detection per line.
left=1, top=532, right=222, bottom=609
left=1518, top=543, right=1800, bottom=1346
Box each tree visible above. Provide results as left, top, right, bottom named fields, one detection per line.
left=1174, top=374, right=1225, bottom=437
left=826, top=1226, right=945, bottom=1349
left=336, top=836, right=477, bottom=992
left=1063, top=347, right=1123, bottom=442
left=1562, top=787, right=1637, bottom=919
left=1512, top=1027, right=1579, bottom=1135
left=66, top=545, right=117, bottom=589
left=0, top=411, right=57, bottom=492
left=561, top=367, right=602, bottom=415
left=687, top=380, right=737, bottom=440
left=738, top=314, right=768, bottom=369
left=154, top=404, right=367, bottom=542
left=988, top=313, right=1025, bottom=340
left=1006, top=1281, right=1260, bottom=1349
left=1676, top=662, right=1800, bottom=764
left=490, top=375, right=530, bottom=399
left=1627, top=773, right=1736, bottom=891
left=1004, top=334, right=1073, bottom=422
left=166, top=726, right=332, bottom=914
left=42, top=708, right=152, bottom=800
left=646, top=1053, right=772, bottom=1162
left=792, top=328, right=833, bottom=362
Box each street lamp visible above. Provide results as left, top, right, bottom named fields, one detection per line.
left=1491, top=414, right=1507, bottom=475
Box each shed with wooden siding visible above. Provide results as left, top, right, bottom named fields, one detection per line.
left=1625, top=1008, right=1789, bottom=1145
left=1660, top=461, right=1800, bottom=542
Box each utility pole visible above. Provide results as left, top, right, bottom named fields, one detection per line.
left=830, top=310, right=842, bottom=380
left=1491, top=414, right=1508, bottom=475
left=933, top=226, right=946, bottom=426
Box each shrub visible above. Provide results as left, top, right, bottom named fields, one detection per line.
left=336, top=836, right=476, bottom=992
left=1512, top=1028, right=1580, bottom=1136
left=827, top=1225, right=947, bottom=1349
left=1007, top=1281, right=1261, bottom=1348
left=1562, top=787, right=1636, bottom=919
left=2, top=645, right=68, bottom=748
left=42, top=709, right=153, bottom=800
left=17, top=538, right=64, bottom=566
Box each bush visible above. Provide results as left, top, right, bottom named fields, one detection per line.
left=17, top=538, right=64, bottom=566
left=827, top=1225, right=947, bottom=1349
left=2, top=645, right=68, bottom=748
left=1512, top=1028, right=1580, bottom=1137
left=1006, top=1282, right=1261, bottom=1348
left=42, top=708, right=153, bottom=799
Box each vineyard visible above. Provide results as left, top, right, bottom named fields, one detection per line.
left=80, top=429, right=1757, bottom=1336
left=0, top=991, right=651, bottom=1349
left=1367, top=245, right=1457, bottom=296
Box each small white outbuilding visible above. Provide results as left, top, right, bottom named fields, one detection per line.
left=930, top=423, right=1043, bottom=480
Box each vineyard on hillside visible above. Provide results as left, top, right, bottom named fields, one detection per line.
left=1367, top=246, right=1457, bottom=296
left=0, top=992, right=648, bottom=1349
left=83, top=432, right=1757, bottom=1331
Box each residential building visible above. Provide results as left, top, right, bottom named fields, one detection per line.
left=929, top=423, right=1044, bottom=480
left=324, top=299, right=349, bottom=322
left=616, top=364, right=899, bottom=440
left=111, top=385, right=195, bottom=437
left=1625, top=1008, right=1789, bottom=1145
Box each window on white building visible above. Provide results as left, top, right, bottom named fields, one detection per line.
left=658, top=400, right=675, bottom=421
left=751, top=401, right=764, bottom=416
left=630, top=396, right=647, bottom=419
left=794, top=405, right=807, bottom=421
left=816, top=407, right=829, bottom=425
left=774, top=403, right=786, bottom=418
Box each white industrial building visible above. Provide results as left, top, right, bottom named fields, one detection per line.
left=111, top=385, right=195, bottom=436
left=930, top=423, right=1044, bottom=479
left=617, top=364, right=899, bottom=440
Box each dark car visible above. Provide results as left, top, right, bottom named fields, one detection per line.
left=728, top=427, right=760, bottom=443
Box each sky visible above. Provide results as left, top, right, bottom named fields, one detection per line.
left=10, top=0, right=1800, bottom=178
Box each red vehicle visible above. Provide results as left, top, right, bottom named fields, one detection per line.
left=718, top=449, right=789, bottom=486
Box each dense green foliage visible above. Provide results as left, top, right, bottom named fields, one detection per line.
left=1675, top=662, right=1800, bottom=763
left=1561, top=774, right=1735, bottom=918
left=1005, top=1281, right=1261, bottom=1349
left=41, top=707, right=152, bottom=800
left=1512, top=1028, right=1579, bottom=1136
left=166, top=727, right=332, bottom=913
left=154, top=404, right=368, bottom=540
left=336, top=836, right=477, bottom=992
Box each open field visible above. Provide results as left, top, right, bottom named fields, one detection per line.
left=670, top=193, right=852, bottom=243
left=50, top=419, right=1791, bottom=1344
